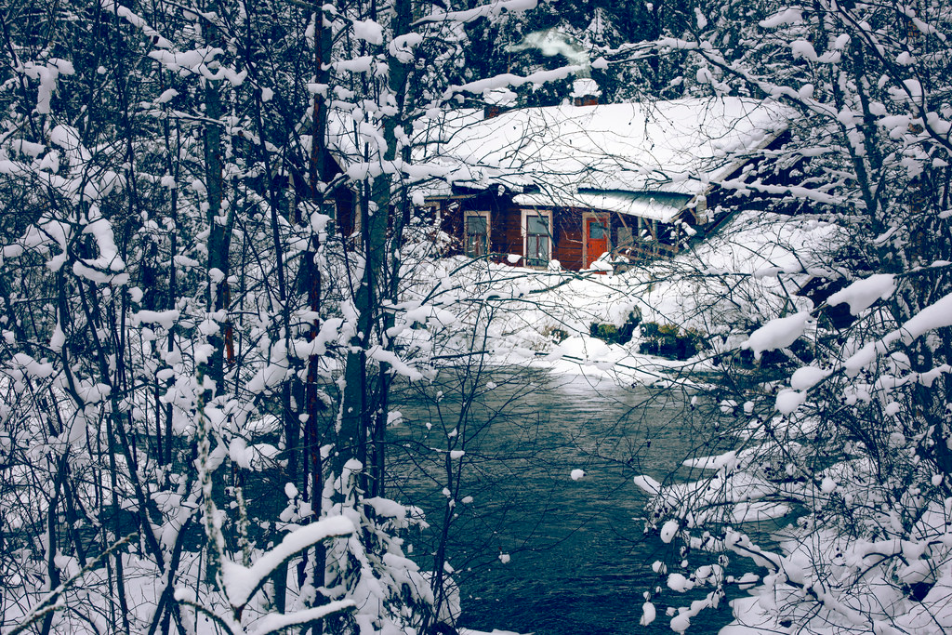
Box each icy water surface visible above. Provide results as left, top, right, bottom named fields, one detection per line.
left=387, top=367, right=750, bottom=635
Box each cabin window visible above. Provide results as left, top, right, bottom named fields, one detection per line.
left=588, top=219, right=607, bottom=240
left=617, top=226, right=634, bottom=247
left=525, top=213, right=551, bottom=266
left=465, top=212, right=489, bottom=257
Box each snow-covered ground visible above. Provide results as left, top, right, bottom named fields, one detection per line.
left=399, top=210, right=841, bottom=388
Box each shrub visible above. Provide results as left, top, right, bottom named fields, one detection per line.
left=541, top=325, right=570, bottom=344
left=589, top=309, right=642, bottom=345
left=638, top=322, right=707, bottom=360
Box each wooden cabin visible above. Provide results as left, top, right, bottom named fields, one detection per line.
left=430, top=188, right=709, bottom=270
left=428, top=189, right=692, bottom=270
left=415, top=97, right=789, bottom=270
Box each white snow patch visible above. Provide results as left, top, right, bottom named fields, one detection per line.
left=660, top=519, right=679, bottom=543
left=221, top=516, right=354, bottom=607
left=352, top=19, right=383, bottom=45
left=759, top=8, right=803, bottom=28
left=791, top=40, right=818, bottom=62
left=640, top=601, right=656, bottom=626
left=775, top=389, right=807, bottom=415
left=742, top=312, right=812, bottom=359
left=634, top=475, right=662, bottom=494
left=132, top=310, right=180, bottom=330
left=827, top=274, right=896, bottom=315
left=667, top=573, right=693, bottom=592
left=790, top=366, right=831, bottom=391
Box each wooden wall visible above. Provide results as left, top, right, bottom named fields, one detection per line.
left=435, top=193, right=690, bottom=270
left=493, top=205, right=523, bottom=256
left=553, top=208, right=584, bottom=270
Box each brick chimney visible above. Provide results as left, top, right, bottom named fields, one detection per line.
left=484, top=87, right=517, bottom=119
left=484, top=104, right=505, bottom=119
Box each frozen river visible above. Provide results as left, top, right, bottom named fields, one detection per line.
left=387, top=367, right=746, bottom=635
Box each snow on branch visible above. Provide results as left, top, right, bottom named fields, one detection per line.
left=367, top=345, right=425, bottom=380
left=444, top=65, right=585, bottom=100
left=251, top=601, right=357, bottom=635
left=719, top=178, right=842, bottom=207
left=219, top=516, right=355, bottom=609
left=741, top=311, right=813, bottom=360
left=413, top=0, right=538, bottom=26
left=18, top=59, right=74, bottom=115
left=846, top=291, right=952, bottom=373
left=99, top=0, right=173, bottom=48
left=827, top=274, right=896, bottom=316
left=6, top=534, right=137, bottom=635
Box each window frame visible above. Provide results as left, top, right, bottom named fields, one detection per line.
left=521, top=208, right=553, bottom=268
left=463, top=210, right=491, bottom=258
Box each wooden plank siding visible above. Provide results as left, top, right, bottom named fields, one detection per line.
left=435, top=194, right=691, bottom=271
left=553, top=208, right=584, bottom=271
left=332, top=185, right=357, bottom=238
left=493, top=205, right=524, bottom=257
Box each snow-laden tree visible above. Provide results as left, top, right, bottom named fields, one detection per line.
left=616, top=0, right=952, bottom=632
left=0, top=0, right=560, bottom=633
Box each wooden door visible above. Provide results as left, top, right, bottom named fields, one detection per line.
left=583, top=215, right=610, bottom=269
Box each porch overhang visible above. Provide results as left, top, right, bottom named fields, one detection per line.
left=511, top=190, right=694, bottom=224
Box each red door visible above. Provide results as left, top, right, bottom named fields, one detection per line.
left=584, top=216, right=610, bottom=269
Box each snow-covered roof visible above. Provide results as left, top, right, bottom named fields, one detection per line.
left=512, top=190, right=692, bottom=223
left=409, top=97, right=790, bottom=218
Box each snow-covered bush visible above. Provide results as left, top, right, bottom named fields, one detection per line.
left=0, top=0, right=544, bottom=632
left=625, top=0, right=952, bottom=631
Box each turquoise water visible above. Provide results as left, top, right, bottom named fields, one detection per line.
left=387, top=368, right=752, bottom=635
